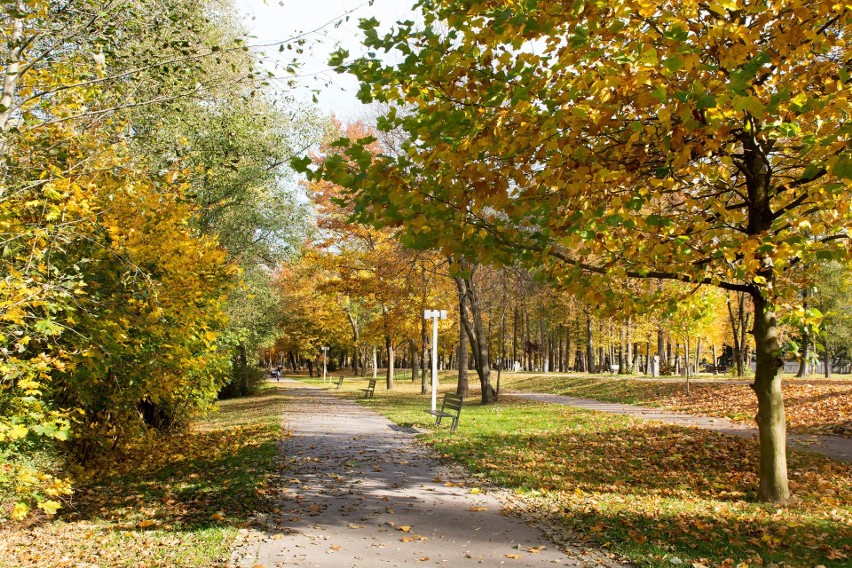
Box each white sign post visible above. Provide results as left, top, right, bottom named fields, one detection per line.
left=321, top=346, right=329, bottom=383
left=424, top=309, right=447, bottom=412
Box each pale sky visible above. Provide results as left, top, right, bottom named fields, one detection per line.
left=234, top=0, right=416, bottom=118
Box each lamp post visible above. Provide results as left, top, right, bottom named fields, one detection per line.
left=321, top=346, right=329, bottom=383
left=424, top=309, right=447, bottom=412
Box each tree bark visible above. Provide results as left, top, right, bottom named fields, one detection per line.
left=585, top=309, right=594, bottom=374
left=385, top=336, right=395, bottom=390
left=751, top=291, right=790, bottom=502
left=410, top=340, right=419, bottom=383
left=454, top=260, right=496, bottom=404
left=457, top=311, right=469, bottom=396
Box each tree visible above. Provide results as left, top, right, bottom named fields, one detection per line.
left=308, top=1, right=852, bottom=502
left=812, top=261, right=852, bottom=376
left=0, top=0, right=309, bottom=518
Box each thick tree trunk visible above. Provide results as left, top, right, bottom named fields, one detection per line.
left=411, top=340, right=419, bottom=383
left=454, top=262, right=496, bottom=404
left=751, top=292, right=790, bottom=502
left=796, top=332, right=809, bottom=377
left=385, top=336, right=395, bottom=390
left=457, top=313, right=469, bottom=396
left=585, top=310, right=594, bottom=374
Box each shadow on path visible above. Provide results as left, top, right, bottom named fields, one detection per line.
left=230, top=381, right=628, bottom=568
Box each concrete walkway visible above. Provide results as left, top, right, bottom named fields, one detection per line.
left=230, top=381, right=627, bottom=568
left=507, top=392, right=852, bottom=463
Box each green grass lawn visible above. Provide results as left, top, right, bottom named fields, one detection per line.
left=322, top=376, right=852, bottom=568
left=0, top=384, right=287, bottom=567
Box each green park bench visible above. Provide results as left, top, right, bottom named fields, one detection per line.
left=425, top=393, right=464, bottom=432
left=360, top=378, right=376, bottom=398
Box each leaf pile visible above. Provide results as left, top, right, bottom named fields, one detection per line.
left=503, top=374, right=852, bottom=437
left=0, top=385, right=286, bottom=567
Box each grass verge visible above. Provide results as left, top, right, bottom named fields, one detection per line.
left=497, top=372, right=852, bottom=437
left=0, top=383, right=286, bottom=567
left=323, top=377, right=852, bottom=568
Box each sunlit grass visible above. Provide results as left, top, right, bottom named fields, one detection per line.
left=318, top=377, right=852, bottom=568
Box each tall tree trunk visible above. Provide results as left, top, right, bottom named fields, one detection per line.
left=457, top=311, right=469, bottom=396
left=512, top=298, right=518, bottom=370
left=0, top=2, right=24, bottom=143
left=385, top=336, right=395, bottom=390
left=751, top=292, right=789, bottom=502
left=695, top=337, right=702, bottom=376
left=421, top=317, right=429, bottom=395
left=410, top=340, right=419, bottom=383
left=454, top=261, right=496, bottom=404
left=585, top=309, right=594, bottom=374
left=645, top=339, right=651, bottom=374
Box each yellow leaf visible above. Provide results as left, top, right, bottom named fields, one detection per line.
left=9, top=424, right=28, bottom=440
left=469, top=506, right=487, bottom=512
left=37, top=500, right=61, bottom=515
left=398, top=525, right=411, bottom=532
left=12, top=502, right=29, bottom=520
left=505, top=553, right=522, bottom=559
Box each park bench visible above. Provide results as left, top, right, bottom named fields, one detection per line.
left=425, top=393, right=464, bottom=432
left=335, top=376, right=345, bottom=389
left=360, top=378, right=376, bottom=398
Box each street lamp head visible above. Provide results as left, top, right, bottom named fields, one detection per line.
left=424, top=309, right=448, bottom=320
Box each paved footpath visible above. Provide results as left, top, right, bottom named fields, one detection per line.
left=230, top=381, right=628, bottom=568
left=507, top=392, right=852, bottom=463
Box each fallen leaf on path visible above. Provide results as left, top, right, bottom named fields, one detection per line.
left=330, top=545, right=341, bottom=551
left=506, top=553, right=522, bottom=558
left=420, top=558, right=429, bottom=561
left=398, top=525, right=411, bottom=532
left=469, top=506, right=487, bottom=512
left=348, top=523, right=365, bottom=529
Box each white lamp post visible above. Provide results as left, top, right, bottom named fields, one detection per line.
left=321, top=346, right=329, bottom=383
left=424, top=309, right=447, bottom=412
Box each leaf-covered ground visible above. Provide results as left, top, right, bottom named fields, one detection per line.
left=0, top=384, right=286, bottom=567
left=327, top=377, right=852, bottom=568
left=499, top=373, right=852, bottom=438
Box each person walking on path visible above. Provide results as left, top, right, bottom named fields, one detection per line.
left=230, top=381, right=626, bottom=568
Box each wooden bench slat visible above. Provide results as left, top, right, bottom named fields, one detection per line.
left=424, top=393, right=464, bottom=432
left=360, top=379, right=376, bottom=398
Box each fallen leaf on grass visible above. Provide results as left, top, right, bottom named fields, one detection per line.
left=211, top=512, right=225, bottom=521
